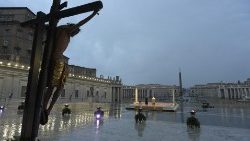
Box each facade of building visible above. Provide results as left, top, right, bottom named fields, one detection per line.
left=0, top=60, right=122, bottom=103
left=0, top=7, right=36, bottom=65
left=244, top=78, right=250, bottom=85
left=190, top=81, right=250, bottom=100
left=68, top=65, right=96, bottom=77
left=122, top=84, right=180, bottom=102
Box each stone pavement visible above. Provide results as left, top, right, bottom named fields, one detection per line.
left=40, top=119, right=250, bottom=141
left=1, top=100, right=250, bottom=141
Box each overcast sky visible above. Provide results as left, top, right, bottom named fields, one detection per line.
left=2, top=0, right=250, bottom=87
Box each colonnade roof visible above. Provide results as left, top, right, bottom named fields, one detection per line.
left=0, top=59, right=122, bottom=85
left=191, top=83, right=250, bottom=89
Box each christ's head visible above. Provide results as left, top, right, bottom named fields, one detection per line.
left=67, top=23, right=80, bottom=37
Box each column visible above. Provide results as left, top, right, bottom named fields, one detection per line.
left=115, top=87, right=118, bottom=102
left=228, top=88, right=231, bottom=99
left=112, top=87, right=114, bottom=102
left=119, top=87, right=121, bottom=102
left=231, top=88, right=234, bottom=99
left=244, top=88, right=247, bottom=98
left=246, top=88, right=250, bottom=97
left=146, top=89, right=149, bottom=98
left=124, top=89, right=127, bottom=99
left=172, top=89, right=175, bottom=105
left=135, top=88, right=138, bottom=104
left=235, top=88, right=239, bottom=99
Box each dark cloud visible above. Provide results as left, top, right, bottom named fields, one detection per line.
left=2, top=0, right=250, bottom=87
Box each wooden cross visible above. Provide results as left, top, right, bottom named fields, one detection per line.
left=20, top=0, right=103, bottom=140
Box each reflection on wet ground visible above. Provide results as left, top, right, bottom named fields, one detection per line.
left=0, top=101, right=250, bottom=140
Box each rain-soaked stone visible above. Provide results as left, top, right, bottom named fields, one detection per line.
left=1, top=100, right=250, bottom=141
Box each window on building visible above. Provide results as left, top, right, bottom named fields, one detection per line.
left=104, top=92, right=106, bottom=98
left=25, top=14, right=31, bottom=21
left=3, top=40, right=8, bottom=47
left=17, top=28, right=23, bottom=32
left=27, top=49, right=31, bottom=55
left=14, top=46, right=21, bottom=55
left=28, top=32, right=33, bottom=40
left=90, top=87, right=94, bottom=97
left=0, top=14, right=14, bottom=21
left=1, top=46, right=7, bottom=54
left=87, top=90, right=90, bottom=97
left=21, top=86, right=27, bottom=97
left=1, top=40, right=8, bottom=55
left=61, top=89, right=65, bottom=98
left=75, top=90, right=79, bottom=98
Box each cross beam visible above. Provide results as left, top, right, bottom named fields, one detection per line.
left=21, top=1, right=103, bottom=26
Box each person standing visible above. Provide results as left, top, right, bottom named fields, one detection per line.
left=152, top=97, right=156, bottom=105
left=145, top=97, right=148, bottom=105
left=135, top=108, right=146, bottom=123
left=187, top=110, right=200, bottom=128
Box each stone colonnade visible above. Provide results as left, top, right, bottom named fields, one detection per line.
left=219, top=86, right=250, bottom=99
left=111, top=86, right=122, bottom=102
left=122, top=85, right=180, bottom=102
left=0, top=62, right=122, bottom=103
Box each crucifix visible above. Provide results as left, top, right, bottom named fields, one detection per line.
left=20, top=0, right=103, bottom=140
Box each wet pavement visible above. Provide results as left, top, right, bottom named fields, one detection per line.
left=0, top=100, right=250, bottom=141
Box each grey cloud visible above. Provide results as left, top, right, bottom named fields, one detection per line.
left=2, top=0, right=250, bottom=87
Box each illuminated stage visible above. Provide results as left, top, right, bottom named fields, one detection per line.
left=126, top=87, right=179, bottom=112
left=126, top=102, right=179, bottom=112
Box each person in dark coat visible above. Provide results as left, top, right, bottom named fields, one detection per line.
left=187, top=110, right=200, bottom=128
left=94, top=107, right=104, bottom=119
left=145, top=97, right=148, bottom=105
left=18, top=101, right=25, bottom=110
left=135, top=108, right=146, bottom=123
left=62, top=104, right=71, bottom=116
